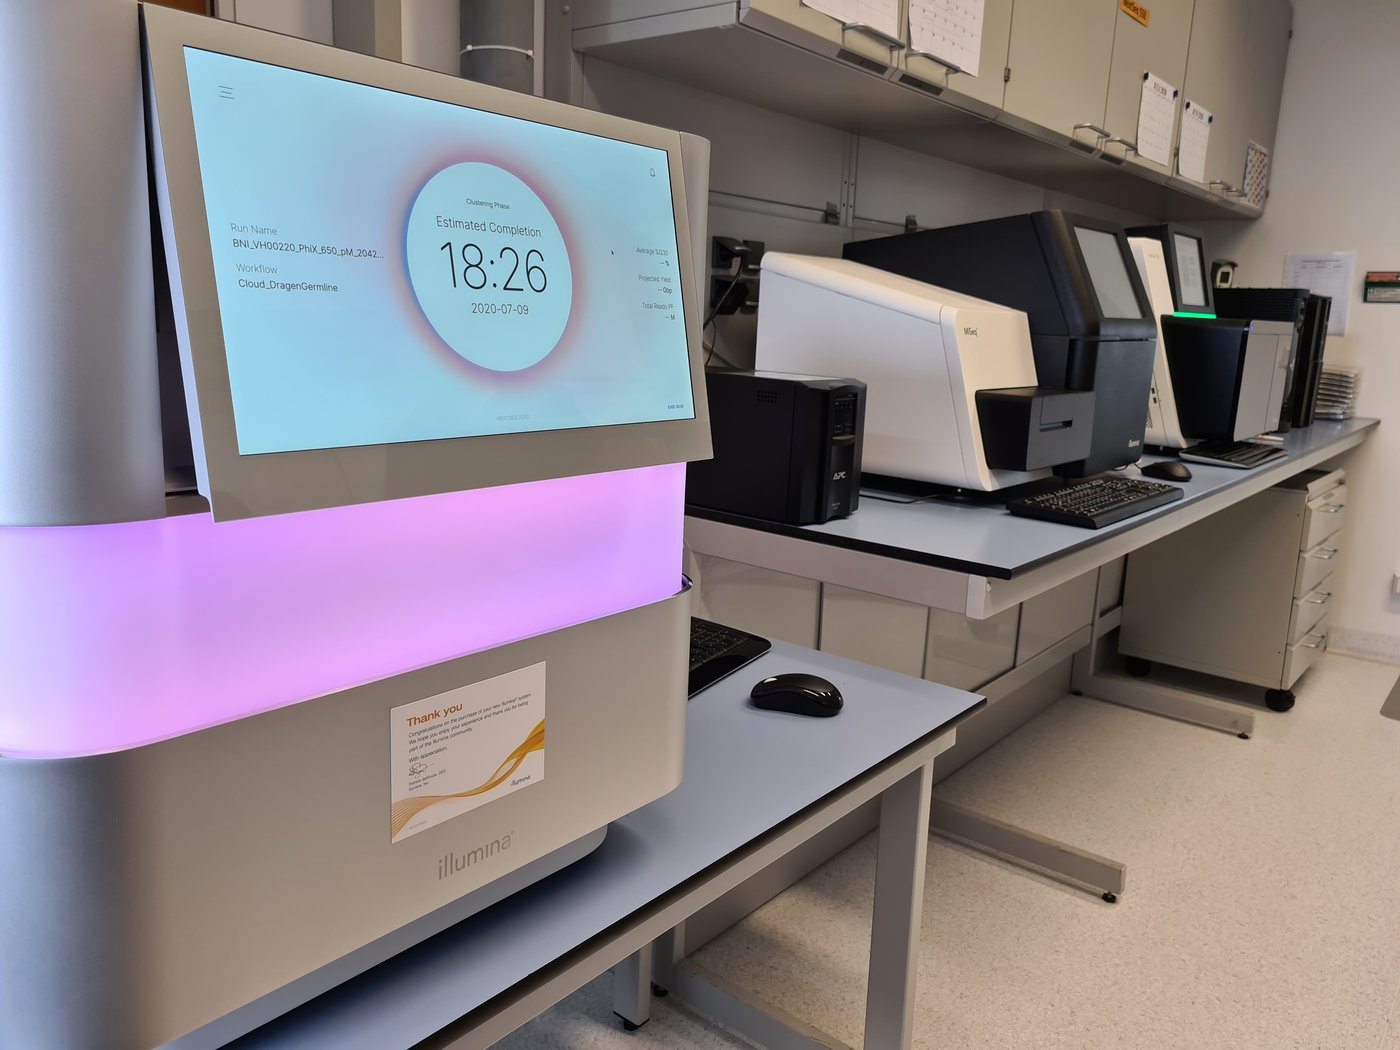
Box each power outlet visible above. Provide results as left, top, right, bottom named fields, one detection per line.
left=708, top=236, right=765, bottom=317
left=709, top=275, right=749, bottom=317
left=710, top=236, right=766, bottom=272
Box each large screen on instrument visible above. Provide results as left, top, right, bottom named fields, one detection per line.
left=145, top=5, right=709, bottom=519
left=1073, top=226, right=1144, bottom=320
left=183, top=47, right=694, bottom=456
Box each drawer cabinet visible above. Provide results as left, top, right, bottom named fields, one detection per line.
left=1287, top=580, right=1333, bottom=645
left=1119, top=469, right=1346, bottom=709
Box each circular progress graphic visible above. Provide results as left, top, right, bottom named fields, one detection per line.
left=406, top=162, right=573, bottom=372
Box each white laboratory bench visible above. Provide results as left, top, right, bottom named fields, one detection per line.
left=682, top=418, right=1378, bottom=904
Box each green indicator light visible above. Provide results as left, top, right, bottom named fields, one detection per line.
left=1173, top=311, right=1217, bottom=319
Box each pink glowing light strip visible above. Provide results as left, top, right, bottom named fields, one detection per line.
left=0, top=464, right=684, bottom=759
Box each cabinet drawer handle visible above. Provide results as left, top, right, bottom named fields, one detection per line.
left=1104, top=135, right=1138, bottom=153
left=1312, top=547, right=1339, bottom=560
left=1073, top=122, right=1111, bottom=140
left=1304, top=591, right=1332, bottom=605
left=1320, top=505, right=1345, bottom=513
left=842, top=21, right=905, bottom=49
left=908, top=49, right=962, bottom=74
left=1301, top=634, right=1327, bottom=650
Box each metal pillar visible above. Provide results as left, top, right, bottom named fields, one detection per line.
left=460, top=0, right=533, bottom=92
left=0, top=0, right=164, bottom=525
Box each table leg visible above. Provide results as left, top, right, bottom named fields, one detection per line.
left=1381, top=671, right=1400, bottom=721
left=611, top=942, right=653, bottom=1030
left=930, top=798, right=1126, bottom=901
left=863, top=759, right=933, bottom=1050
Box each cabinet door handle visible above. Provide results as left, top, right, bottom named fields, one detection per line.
left=908, top=49, right=962, bottom=74
left=1104, top=136, right=1138, bottom=153
left=1073, top=122, right=1111, bottom=140
left=1301, top=634, right=1327, bottom=650
left=1312, top=547, right=1339, bottom=560
left=842, top=21, right=905, bottom=49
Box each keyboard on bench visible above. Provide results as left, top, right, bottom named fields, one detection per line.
left=1179, top=440, right=1287, bottom=469
left=689, top=617, right=772, bottom=698
left=1006, top=475, right=1183, bottom=529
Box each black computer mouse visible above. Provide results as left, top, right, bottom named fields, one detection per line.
left=749, top=673, right=843, bottom=717
left=1140, top=460, right=1193, bottom=482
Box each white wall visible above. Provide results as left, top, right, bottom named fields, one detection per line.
left=1209, top=0, right=1400, bottom=662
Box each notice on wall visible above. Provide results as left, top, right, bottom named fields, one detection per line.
left=1284, top=252, right=1356, bottom=336
left=909, top=0, right=985, bottom=77
left=389, top=662, right=546, bottom=843
left=1136, top=72, right=1178, bottom=167
left=801, top=0, right=899, bottom=41
left=1178, top=99, right=1213, bottom=183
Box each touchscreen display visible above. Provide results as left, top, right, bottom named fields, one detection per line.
left=1073, top=226, right=1144, bottom=320
left=1172, top=233, right=1208, bottom=308
left=183, top=48, right=695, bottom=456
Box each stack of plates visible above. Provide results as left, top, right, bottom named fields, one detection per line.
left=1314, top=365, right=1361, bottom=420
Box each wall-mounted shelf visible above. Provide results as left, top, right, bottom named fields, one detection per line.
left=572, top=2, right=1268, bottom=221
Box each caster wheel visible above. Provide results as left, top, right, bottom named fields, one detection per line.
left=1125, top=657, right=1151, bottom=678
left=1238, top=732, right=1250, bottom=740
left=621, top=1019, right=643, bottom=1032
left=651, top=983, right=669, bottom=998
left=1264, top=689, right=1295, bottom=713
left=1102, top=891, right=1118, bottom=904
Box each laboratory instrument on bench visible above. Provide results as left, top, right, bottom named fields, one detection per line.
left=754, top=252, right=1093, bottom=492
left=1, top=6, right=714, bottom=1048
left=844, top=210, right=1156, bottom=477
left=1126, top=223, right=1215, bottom=316
left=1214, top=287, right=1331, bottom=428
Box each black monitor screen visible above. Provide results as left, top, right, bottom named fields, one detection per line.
left=1172, top=233, right=1210, bottom=309
left=1073, top=227, right=1143, bottom=319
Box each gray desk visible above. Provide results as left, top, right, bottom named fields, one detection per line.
left=686, top=419, right=1378, bottom=618
left=683, top=420, right=1378, bottom=901
left=229, top=643, right=983, bottom=1050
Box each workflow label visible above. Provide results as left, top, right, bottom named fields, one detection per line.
left=389, top=662, right=546, bottom=843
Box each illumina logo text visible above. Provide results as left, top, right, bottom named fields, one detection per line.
left=437, top=832, right=513, bottom=880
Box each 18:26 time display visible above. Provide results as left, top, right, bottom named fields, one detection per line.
left=439, top=241, right=548, bottom=293
left=406, top=162, right=572, bottom=371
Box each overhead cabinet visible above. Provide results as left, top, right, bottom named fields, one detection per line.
left=1001, top=0, right=1118, bottom=148
left=1101, top=0, right=1195, bottom=178
left=1177, top=0, right=1251, bottom=191
left=570, top=0, right=1293, bottom=219
left=899, top=0, right=1014, bottom=111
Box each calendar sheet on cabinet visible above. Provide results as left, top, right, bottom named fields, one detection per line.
left=1136, top=71, right=1177, bottom=167
left=1178, top=99, right=1212, bottom=183
left=908, top=0, right=985, bottom=77
left=802, top=0, right=900, bottom=41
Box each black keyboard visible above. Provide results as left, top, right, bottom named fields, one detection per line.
left=1179, top=440, right=1288, bottom=469
left=1006, top=476, right=1183, bottom=529
left=689, top=617, right=772, bottom=698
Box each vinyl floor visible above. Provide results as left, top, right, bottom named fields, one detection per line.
left=496, top=653, right=1400, bottom=1049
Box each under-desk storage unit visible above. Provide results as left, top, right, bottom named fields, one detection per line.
left=1119, top=469, right=1345, bottom=705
